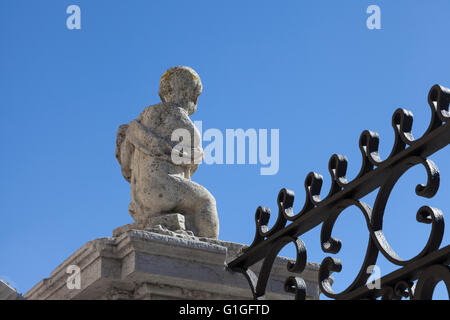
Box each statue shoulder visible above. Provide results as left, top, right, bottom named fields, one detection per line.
left=139, top=102, right=190, bottom=130
left=138, top=103, right=164, bottom=120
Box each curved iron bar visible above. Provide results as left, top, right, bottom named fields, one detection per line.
left=227, top=84, right=450, bottom=300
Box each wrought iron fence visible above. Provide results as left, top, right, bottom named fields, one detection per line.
left=227, top=84, right=450, bottom=300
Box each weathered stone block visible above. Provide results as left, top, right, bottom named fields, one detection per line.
left=25, top=228, right=320, bottom=300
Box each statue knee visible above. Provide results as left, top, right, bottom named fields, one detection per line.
left=197, top=188, right=216, bottom=207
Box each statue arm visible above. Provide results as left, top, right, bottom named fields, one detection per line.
left=115, top=124, right=134, bottom=182
left=127, top=119, right=176, bottom=157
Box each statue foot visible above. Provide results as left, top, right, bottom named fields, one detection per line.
left=112, top=213, right=189, bottom=237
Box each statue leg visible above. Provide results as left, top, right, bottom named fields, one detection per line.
left=166, top=174, right=219, bottom=239
left=131, top=173, right=219, bottom=238
left=129, top=153, right=219, bottom=238
left=130, top=174, right=178, bottom=225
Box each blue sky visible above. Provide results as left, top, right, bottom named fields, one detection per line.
left=1, top=0, right=449, bottom=299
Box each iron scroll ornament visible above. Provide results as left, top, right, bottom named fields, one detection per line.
left=227, top=84, right=450, bottom=300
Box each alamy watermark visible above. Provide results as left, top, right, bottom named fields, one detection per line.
left=366, top=5, right=381, bottom=30
left=366, top=264, right=381, bottom=290
left=171, top=121, right=279, bottom=176
left=66, top=5, right=81, bottom=30
left=66, top=265, right=81, bottom=290
left=65, top=5, right=381, bottom=31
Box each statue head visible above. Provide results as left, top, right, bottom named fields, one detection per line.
left=159, top=66, right=203, bottom=115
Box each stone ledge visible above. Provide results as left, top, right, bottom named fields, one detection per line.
left=25, top=227, right=320, bottom=300
left=0, top=279, right=22, bottom=300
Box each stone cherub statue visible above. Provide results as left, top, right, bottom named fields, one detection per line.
left=115, top=66, right=219, bottom=239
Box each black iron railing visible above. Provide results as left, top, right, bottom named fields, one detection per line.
left=227, top=84, right=450, bottom=300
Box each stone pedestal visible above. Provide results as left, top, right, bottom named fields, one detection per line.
left=25, top=227, right=320, bottom=300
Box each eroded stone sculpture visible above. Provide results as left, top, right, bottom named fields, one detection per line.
left=115, top=66, right=219, bottom=239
